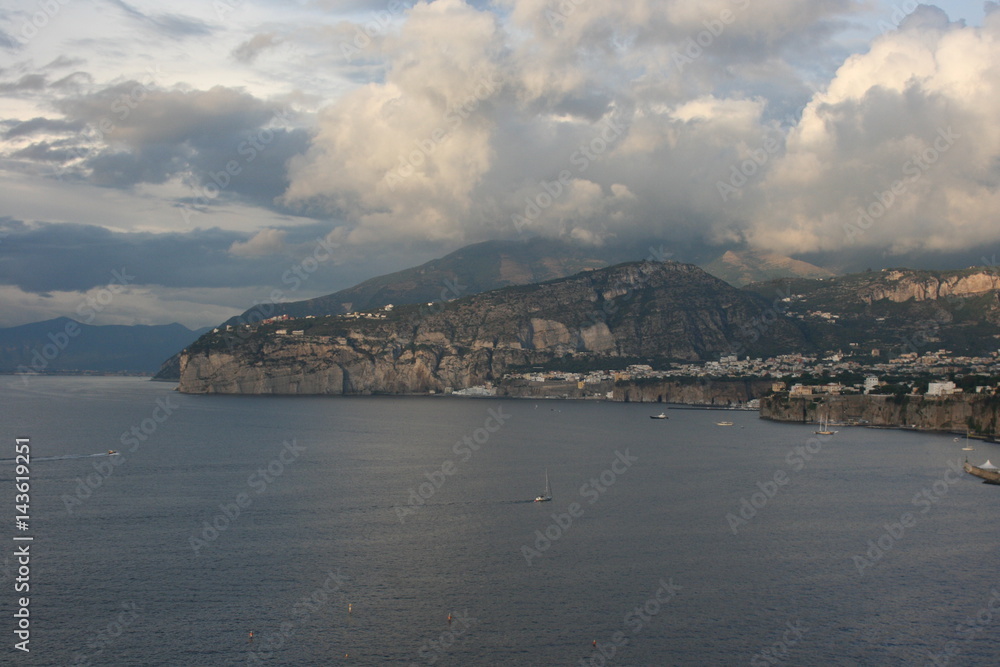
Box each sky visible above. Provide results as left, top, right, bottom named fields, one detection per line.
left=0, top=0, right=997, bottom=328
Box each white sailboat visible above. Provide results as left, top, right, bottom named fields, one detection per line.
left=962, top=430, right=974, bottom=451
left=534, top=469, right=552, bottom=502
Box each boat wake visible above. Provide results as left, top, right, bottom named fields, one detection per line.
left=0, top=452, right=120, bottom=463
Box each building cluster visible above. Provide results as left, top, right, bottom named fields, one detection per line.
left=342, top=304, right=394, bottom=320
left=500, top=349, right=1000, bottom=397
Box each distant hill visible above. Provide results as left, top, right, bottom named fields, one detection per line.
left=224, top=238, right=641, bottom=326
left=0, top=318, right=210, bottom=374
left=702, top=249, right=835, bottom=286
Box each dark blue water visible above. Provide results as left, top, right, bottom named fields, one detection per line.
left=1, top=377, right=998, bottom=666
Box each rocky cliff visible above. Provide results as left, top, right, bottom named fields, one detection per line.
left=178, top=261, right=807, bottom=395
left=760, top=393, right=1000, bottom=438
left=858, top=269, right=1000, bottom=304
left=614, top=379, right=773, bottom=405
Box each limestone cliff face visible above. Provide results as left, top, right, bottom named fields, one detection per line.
left=614, top=379, right=773, bottom=405
left=179, top=261, right=806, bottom=395
left=859, top=270, right=1000, bottom=304
left=760, top=393, right=1000, bottom=438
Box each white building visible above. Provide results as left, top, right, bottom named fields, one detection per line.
left=926, top=381, right=956, bottom=396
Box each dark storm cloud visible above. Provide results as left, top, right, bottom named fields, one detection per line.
left=4, top=117, right=85, bottom=139
left=0, top=73, right=46, bottom=93
left=11, top=141, right=77, bottom=162
left=20, top=83, right=313, bottom=208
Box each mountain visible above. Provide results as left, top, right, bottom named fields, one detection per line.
left=0, top=318, right=211, bottom=374
left=702, top=249, right=835, bottom=287
left=743, top=266, right=1000, bottom=357
left=177, top=260, right=808, bottom=394
left=224, top=238, right=633, bottom=326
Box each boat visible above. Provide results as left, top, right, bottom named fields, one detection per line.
left=534, top=470, right=552, bottom=502
left=716, top=421, right=733, bottom=426
left=962, top=430, right=974, bottom=451
left=814, top=417, right=838, bottom=435
left=650, top=412, right=668, bottom=420
left=107, top=450, right=119, bottom=455
left=963, top=459, right=1000, bottom=484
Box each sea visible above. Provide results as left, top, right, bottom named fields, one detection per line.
left=1, top=376, right=998, bottom=666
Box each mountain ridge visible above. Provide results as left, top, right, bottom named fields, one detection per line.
left=176, top=259, right=808, bottom=394
left=1, top=317, right=210, bottom=374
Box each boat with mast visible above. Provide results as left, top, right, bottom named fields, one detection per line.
left=814, top=416, right=838, bottom=435
left=534, top=470, right=552, bottom=502
left=962, top=430, right=974, bottom=451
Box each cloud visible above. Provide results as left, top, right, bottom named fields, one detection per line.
left=0, top=29, right=18, bottom=50
left=1, top=83, right=309, bottom=208
left=228, top=228, right=288, bottom=256
left=232, top=33, right=283, bottom=63
left=742, top=6, right=1000, bottom=255
left=106, top=0, right=213, bottom=38
left=280, top=0, right=866, bottom=248
left=0, top=73, right=46, bottom=93
left=4, top=117, right=84, bottom=139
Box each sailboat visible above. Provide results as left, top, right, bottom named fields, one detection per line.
left=814, top=416, right=837, bottom=435
left=962, top=430, right=974, bottom=451
left=534, top=470, right=552, bottom=502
